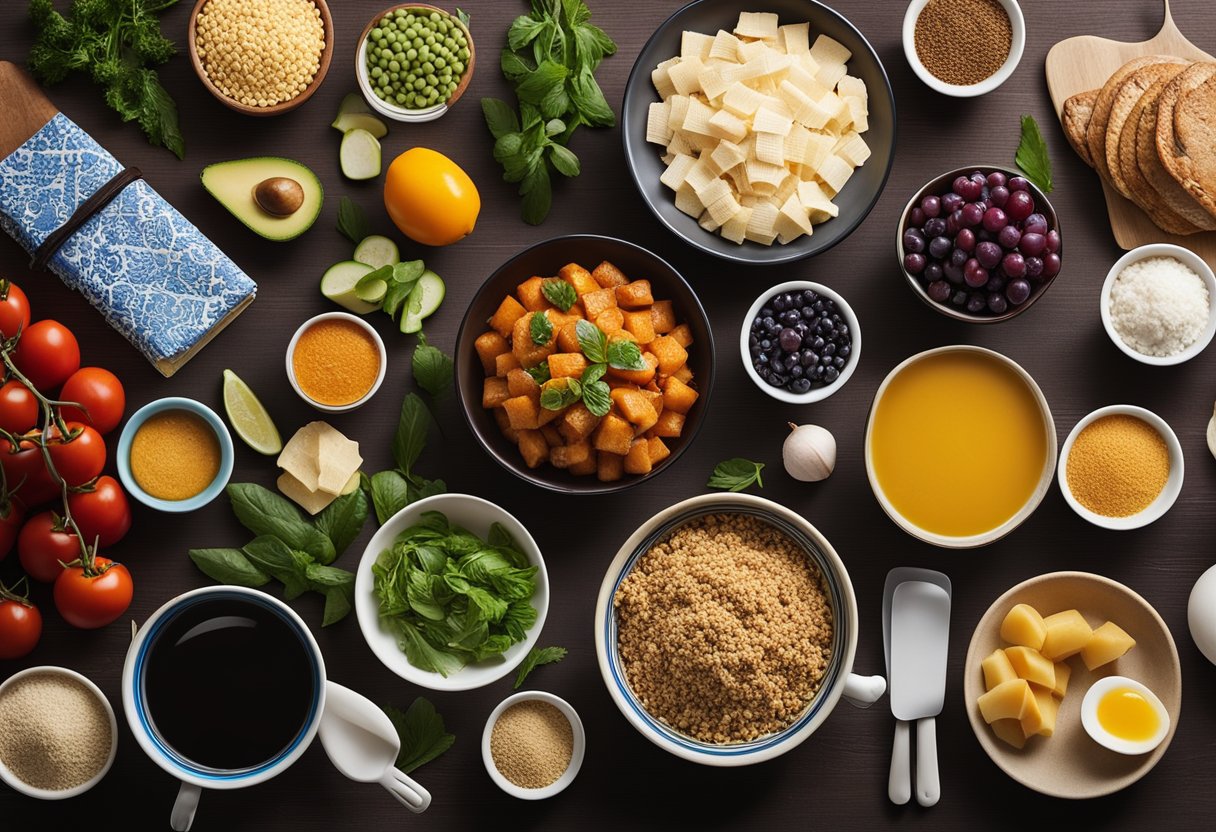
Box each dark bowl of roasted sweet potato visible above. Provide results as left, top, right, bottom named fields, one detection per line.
left=455, top=235, right=715, bottom=494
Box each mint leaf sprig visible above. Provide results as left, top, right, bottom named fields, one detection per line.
left=707, top=458, right=765, bottom=492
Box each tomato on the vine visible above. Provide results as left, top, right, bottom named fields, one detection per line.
left=58, top=368, right=125, bottom=435
left=13, top=320, right=80, bottom=391
left=0, top=498, right=24, bottom=561
left=17, top=511, right=80, bottom=583
left=0, top=281, right=31, bottom=340
left=1, top=433, right=58, bottom=507
left=67, top=476, right=131, bottom=548
left=54, top=555, right=132, bottom=629
left=0, top=380, right=37, bottom=434
left=45, top=422, right=105, bottom=487
left=0, top=590, right=41, bottom=659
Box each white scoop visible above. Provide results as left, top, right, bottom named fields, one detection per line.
left=318, top=681, right=432, bottom=813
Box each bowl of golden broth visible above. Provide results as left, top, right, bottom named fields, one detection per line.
left=117, top=398, right=235, bottom=512
left=864, top=345, right=1057, bottom=548
left=287, top=312, right=387, bottom=413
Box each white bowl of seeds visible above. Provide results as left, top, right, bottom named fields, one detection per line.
left=0, top=666, right=118, bottom=799
left=482, top=691, right=584, bottom=800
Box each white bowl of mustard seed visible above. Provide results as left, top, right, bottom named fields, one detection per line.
left=594, top=493, right=887, bottom=767
left=481, top=691, right=585, bottom=799
left=902, top=0, right=1025, bottom=97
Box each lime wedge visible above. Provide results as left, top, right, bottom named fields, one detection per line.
left=222, top=369, right=282, bottom=455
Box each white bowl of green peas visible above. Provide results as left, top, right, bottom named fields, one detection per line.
left=356, top=3, right=476, bottom=123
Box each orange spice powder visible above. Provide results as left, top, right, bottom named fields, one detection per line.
left=130, top=410, right=221, bottom=501
left=292, top=319, right=380, bottom=406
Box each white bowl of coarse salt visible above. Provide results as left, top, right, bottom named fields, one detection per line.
left=0, top=666, right=118, bottom=799
left=1101, top=243, right=1216, bottom=366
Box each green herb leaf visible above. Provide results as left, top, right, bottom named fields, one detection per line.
left=385, top=698, right=455, bottom=774
left=530, top=311, right=554, bottom=345
left=314, top=489, right=369, bottom=557
left=516, top=59, right=571, bottom=119
left=582, top=379, right=611, bottom=417
left=548, top=143, right=581, bottom=177
left=580, top=363, right=607, bottom=386
left=321, top=585, right=353, bottom=626
left=526, top=362, right=551, bottom=384
left=539, top=378, right=580, bottom=410
left=500, top=49, right=533, bottom=82
left=305, top=562, right=355, bottom=589
left=1015, top=114, right=1053, bottom=194
left=707, top=458, right=766, bottom=492
left=242, top=536, right=309, bottom=598
left=482, top=97, right=521, bottom=139
left=455, top=7, right=470, bottom=27
left=514, top=645, right=568, bottom=689
left=393, top=260, right=426, bottom=284
left=507, top=15, right=548, bottom=51
left=337, top=196, right=370, bottom=244
left=412, top=333, right=454, bottom=396
left=371, top=470, right=412, bottom=525
left=394, top=393, right=432, bottom=475
left=226, top=484, right=336, bottom=564
left=541, top=278, right=577, bottom=311
left=569, top=64, right=615, bottom=127
left=405, top=475, right=447, bottom=506
left=606, top=339, right=646, bottom=371
left=188, top=548, right=270, bottom=588
left=575, top=319, right=607, bottom=363
left=520, top=163, right=553, bottom=225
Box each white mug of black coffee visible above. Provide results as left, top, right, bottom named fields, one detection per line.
left=121, top=586, right=412, bottom=830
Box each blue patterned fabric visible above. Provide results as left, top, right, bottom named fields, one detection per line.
left=0, top=113, right=255, bottom=365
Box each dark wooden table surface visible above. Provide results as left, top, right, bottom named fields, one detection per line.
left=2, top=1, right=1214, bottom=829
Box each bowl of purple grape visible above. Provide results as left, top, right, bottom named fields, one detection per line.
left=741, top=281, right=861, bottom=403
left=898, top=166, right=1062, bottom=322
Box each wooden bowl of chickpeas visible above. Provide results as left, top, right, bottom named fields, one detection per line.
left=188, top=0, right=335, bottom=116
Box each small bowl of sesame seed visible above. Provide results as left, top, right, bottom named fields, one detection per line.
left=188, top=0, right=335, bottom=116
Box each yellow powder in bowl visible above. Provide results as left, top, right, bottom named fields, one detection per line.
left=292, top=319, right=381, bottom=406
left=489, top=700, right=573, bottom=789
left=1066, top=414, right=1170, bottom=517
left=130, top=410, right=222, bottom=501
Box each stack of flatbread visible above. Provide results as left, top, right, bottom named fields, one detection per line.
left=1062, top=57, right=1216, bottom=235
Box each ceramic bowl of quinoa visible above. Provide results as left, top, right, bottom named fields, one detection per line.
left=593, top=492, right=887, bottom=766
left=902, top=0, right=1025, bottom=97
left=1099, top=243, right=1216, bottom=366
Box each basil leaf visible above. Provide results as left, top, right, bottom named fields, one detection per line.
left=515, top=60, right=570, bottom=116
left=188, top=548, right=270, bottom=588
left=305, top=562, right=355, bottom=589
left=394, top=393, right=432, bottom=475
left=355, top=264, right=393, bottom=293
left=520, top=163, right=552, bottom=225
left=548, top=143, right=580, bottom=177
left=393, top=260, right=426, bottom=284
left=322, top=585, right=353, bottom=626
left=371, top=470, right=412, bottom=525
left=514, top=645, right=568, bottom=689
left=382, top=278, right=415, bottom=320
left=226, top=483, right=335, bottom=564
left=545, top=118, right=566, bottom=137
left=500, top=48, right=533, bottom=82
left=541, top=278, right=577, bottom=311
left=391, top=619, right=466, bottom=677
left=242, top=536, right=310, bottom=598
left=385, top=698, right=455, bottom=774
left=405, top=475, right=447, bottom=505
left=539, top=378, right=579, bottom=410
left=412, top=334, right=453, bottom=396
left=707, top=458, right=766, bottom=492
left=1015, top=114, right=1053, bottom=194
left=569, top=64, right=615, bottom=127
left=481, top=97, right=520, bottom=139
left=582, top=379, right=611, bottom=417
left=529, top=311, right=554, bottom=345
left=575, top=319, right=607, bottom=363
left=526, top=362, right=551, bottom=384
left=580, top=362, right=606, bottom=386
left=606, top=339, right=646, bottom=371
left=337, top=196, right=370, bottom=244
left=507, top=15, right=548, bottom=51
left=315, top=489, right=369, bottom=557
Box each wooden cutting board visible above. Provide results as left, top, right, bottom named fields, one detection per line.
left=1044, top=0, right=1216, bottom=264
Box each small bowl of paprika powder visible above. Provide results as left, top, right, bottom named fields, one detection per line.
left=902, top=0, right=1025, bottom=97
left=117, top=397, right=234, bottom=513
left=286, top=312, right=387, bottom=413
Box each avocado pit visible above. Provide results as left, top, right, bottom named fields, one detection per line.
left=253, top=176, right=305, bottom=217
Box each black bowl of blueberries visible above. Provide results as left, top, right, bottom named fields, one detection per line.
left=741, top=281, right=861, bottom=402
left=898, top=165, right=1063, bottom=323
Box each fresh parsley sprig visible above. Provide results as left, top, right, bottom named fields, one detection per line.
left=1015, top=115, right=1053, bottom=194
left=708, top=458, right=766, bottom=492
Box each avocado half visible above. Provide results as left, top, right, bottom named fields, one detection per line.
left=200, top=157, right=323, bottom=241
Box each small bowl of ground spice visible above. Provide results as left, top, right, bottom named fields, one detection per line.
left=482, top=691, right=585, bottom=800
left=903, top=0, right=1025, bottom=97
left=1059, top=405, right=1184, bottom=531
left=118, top=397, right=234, bottom=512
left=189, top=0, right=334, bottom=116
left=287, top=312, right=387, bottom=413
left=1100, top=243, right=1216, bottom=366
left=0, top=666, right=118, bottom=800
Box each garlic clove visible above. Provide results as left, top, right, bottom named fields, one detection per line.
left=783, top=422, right=836, bottom=482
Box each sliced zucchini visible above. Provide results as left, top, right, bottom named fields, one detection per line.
left=331, top=112, right=388, bottom=138
left=340, top=129, right=381, bottom=180
left=353, top=235, right=400, bottom=269
left=320, top=260, right=377, bottom=314
left=400, top=270, right=446, bottom=333
left=334, top=92, right=370, bottom=119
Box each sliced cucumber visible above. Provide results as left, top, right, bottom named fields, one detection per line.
left=331, top=111, right=388, bottom=138
left=355, top=273, right=388, bottom=305
left=334, top=92, right=370, bottom=119
left=320, top=260, right=378, bottom=313
left=340, top=129, right=381, bottom=180
left=353, top=234, right=400, bottom=269
left=400, top=270, right=446, bottom=333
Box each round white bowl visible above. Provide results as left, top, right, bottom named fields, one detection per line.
left=481, top=691, right=585, bottom=799
left=1058, top=404, right=1184, bottom=530
left=286, top=311, right=387, bottom=413
left=354, top=493, right=549, bottom=691
left=740, top=281, right=862, bottom=404
left=0, top=666, right=118, bottom=799
left=1099, top=243, right=1216, bottom=365
left=1081, top=675, right=1171, bottom=756
left=902, top=0, right=1025, bottom=97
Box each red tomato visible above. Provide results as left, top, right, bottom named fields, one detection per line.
left=58, top=368, right=125, bottom=435
left=45, top=422, right=105, bottom=487
left=13, top=320, right=80, bottom=391
left=2, top=433, right=58, bottom=507
left=0, top=380, right=38, bottom=434
left=0, top=500, right=24, bottom=561
left=0, top=597, right=41, bottom=659
left=54, top=556, right=132, bottom=629
left=0, top=281, right=31, bottom=340
left=67, top=476, right=131, bottom=548
left=17, top=511, right=81, bottom=583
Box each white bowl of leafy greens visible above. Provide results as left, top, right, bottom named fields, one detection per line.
left=354, top=493, right=549, bottom=691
